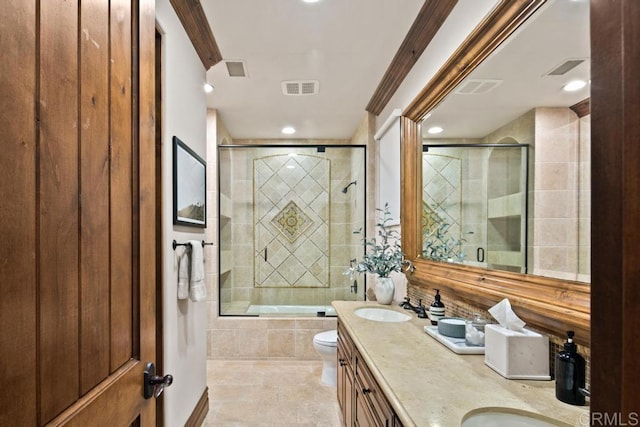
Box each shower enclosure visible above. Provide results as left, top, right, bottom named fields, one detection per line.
left=422, top=143, right=529, bottom=273
left=218, top=145, right=366, bottom=316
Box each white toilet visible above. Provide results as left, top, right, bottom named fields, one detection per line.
left=313, top=329, right=338, bottom=386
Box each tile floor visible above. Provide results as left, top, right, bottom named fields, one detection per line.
left=204, top=360, right=342, bottom=426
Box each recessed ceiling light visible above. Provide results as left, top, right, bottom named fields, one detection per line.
left=288, top=153, right=297, bottom=157
left=302, top=0, right=321, bottom=3
left=427, top=126, right=443, bottom=134
left=204, top=83, right=214, bottom=93
left=281, top=126, right=296, bottom=135
left=563, top=80, right=587, bottom=92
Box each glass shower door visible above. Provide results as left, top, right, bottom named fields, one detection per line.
left=422, top=144, right=528, bottom=273
left=218, top=145, right=366, bottom=316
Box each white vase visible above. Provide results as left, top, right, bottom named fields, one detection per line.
left=375, top=277, right=395, bottom=305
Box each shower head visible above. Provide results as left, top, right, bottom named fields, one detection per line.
left=342, top=180, right=357, bottom=194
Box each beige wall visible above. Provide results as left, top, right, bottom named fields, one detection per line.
left=531, top=107, right=589, bottom=281
left=578, top=115, right=591, bottom=281
left=479, top=106, right=590, bottom=280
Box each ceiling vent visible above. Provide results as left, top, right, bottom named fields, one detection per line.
left=545, top=59, right=586, bottom=76
left=454, top=79, right=502, bottom=95
left=281, top=80, right=319, bottom=96
left=225, top=60, right=247, bottom=78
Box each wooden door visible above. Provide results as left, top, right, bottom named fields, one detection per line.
left=0, top=0, right=157, bottom=425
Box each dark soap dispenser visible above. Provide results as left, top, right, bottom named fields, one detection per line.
left=429, top=289, right=445, bottom=325
left=555, top=331, right=586, bottom=405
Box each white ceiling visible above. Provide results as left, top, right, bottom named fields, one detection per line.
left=202, top=0, right=590, bottom=141
left=203, top=0, right=424, bottom=140
left=422, top=0, right=590, bottom=139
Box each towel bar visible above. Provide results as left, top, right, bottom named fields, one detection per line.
left=172, top=240, right=213, bottom=250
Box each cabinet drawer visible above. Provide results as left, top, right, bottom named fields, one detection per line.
left=355, top=352, right=395, bottom=427
left=355, top=373, right=379, bottom=427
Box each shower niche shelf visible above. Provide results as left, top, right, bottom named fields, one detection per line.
left=220, top=250, right=232, bottom=275
left=220, top=193, right=233, bottom=219
left=487, top=250, right=523, bottom=267
left=219, top=191, right=233, bottom=275
left=487, top=192, right=524, bottom=219
left=485, top=145, right=527, bottom=273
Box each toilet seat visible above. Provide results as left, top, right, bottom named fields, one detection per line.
left=313, top=330, right=337, bottom=347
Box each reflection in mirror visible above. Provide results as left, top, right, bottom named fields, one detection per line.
left=422, top=143, right=528, bottom=273
left=420, top=0, right=590, bottom=283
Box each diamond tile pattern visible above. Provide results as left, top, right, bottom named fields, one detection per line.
left=271, top=200, right=313, bottom=243
left=423, top=154, right=462, bottom=239
left=254, top=154, right=330, bottom=288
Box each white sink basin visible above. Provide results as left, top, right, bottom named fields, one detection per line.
left=462, top=407, right=572, bottom=427
left=354, top=307, right=411, bottom=322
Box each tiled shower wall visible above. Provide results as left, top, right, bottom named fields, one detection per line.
left=206, top=110, right=376, bottom=360
left=473, top=107, right=590, bottom=280
left=422, top=144, right=528, bottom=266
left=484, top=111, right=534, bottom=270
left=219, top=145, right=363, bottom=310
left=578, top=115, right=590, bottom=280
left=531, top=108, right=590, bottom=282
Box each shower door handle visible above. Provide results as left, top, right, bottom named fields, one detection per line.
left=477, top=247, right=485, bottom=263
left=263, top=246, right=268, bottom=262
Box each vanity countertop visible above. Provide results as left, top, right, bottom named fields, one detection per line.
left=332, top=300, right=589, bottom=427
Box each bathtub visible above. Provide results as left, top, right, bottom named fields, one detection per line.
left=245, top=304, right=337, bottom=317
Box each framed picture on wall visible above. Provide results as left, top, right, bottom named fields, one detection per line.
left=173, top=136, right=206, bottom=228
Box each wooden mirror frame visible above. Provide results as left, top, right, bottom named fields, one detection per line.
left=399, top=0, right=590, bottom=345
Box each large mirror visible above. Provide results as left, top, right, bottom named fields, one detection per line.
left=399, top=0, right=591, bottom=343
left=419, top=0, right=590, bottom=283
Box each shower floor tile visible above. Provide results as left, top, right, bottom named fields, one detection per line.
left=205, top=360, right=342, bottom=426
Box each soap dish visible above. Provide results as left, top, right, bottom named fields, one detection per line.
left=437, top=317, right=466, bottom=338
left=424, top=326, right=485, bottom=355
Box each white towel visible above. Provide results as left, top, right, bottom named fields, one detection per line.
left=189, top=240, right=206, bottom=302
left=177, top=247, right=190, bottom=300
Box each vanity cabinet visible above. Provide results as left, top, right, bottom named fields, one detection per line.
left=354, top=352, right=397, bottom=427
left=337, top=320, right=401, bottom=427
left=337, top=321, right=354, bottom=426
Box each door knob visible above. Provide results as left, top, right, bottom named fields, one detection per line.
left=144, top=362, right=174, bottom=399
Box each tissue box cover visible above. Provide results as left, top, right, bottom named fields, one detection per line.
left=484, top=324, right=550, bottom=380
